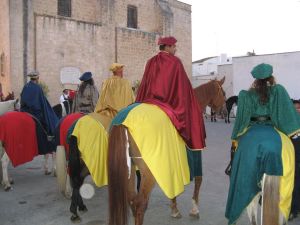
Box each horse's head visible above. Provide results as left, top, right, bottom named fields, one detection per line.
left=194, top=76, right=226, bottom=111
left=210, top=76, right=226, bottom=111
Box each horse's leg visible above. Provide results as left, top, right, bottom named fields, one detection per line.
left=246, top=194, right=260, bottom=225
left=127, top=131, right=156, bottom=225
left=65, top=174, right=73, bottom=199
left=189, top=176, right=202, bottom=218
left=77, top=165, right=89, bottom=213
left=52, top=152, right=56, bottom=177
left=44, top=154, right=51, bottom=175
left=69, top=136, right=84, bottom=222
left=1, top=152, right=11, bottom=191
left=170, top=198, right=182, bottom=218
left=133, top=163, right=155, bottom=225
left=262, top=174, right=281, bottom=225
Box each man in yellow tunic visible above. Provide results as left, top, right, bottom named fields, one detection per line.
left=93, top=63, right=135, bottom=129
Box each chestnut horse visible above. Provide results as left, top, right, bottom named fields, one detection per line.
left=170, top=77, right=226, bottom=218
left=108, top=77, right=226, bottom=225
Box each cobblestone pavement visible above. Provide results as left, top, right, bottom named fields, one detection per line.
left=1, top=119, right=299, bottom=225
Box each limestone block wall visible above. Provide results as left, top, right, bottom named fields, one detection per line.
left=0, top=0, right=11, bottom=95
left=116, top=28, right=159, bottom=84
left=35, top=15, right=114, bottom=104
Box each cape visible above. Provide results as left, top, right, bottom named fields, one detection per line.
left=20, top=81, right=59, bottom=135
left=136, top=51, right=206, bottom=150
left=94, top=76, right=135, bottom=118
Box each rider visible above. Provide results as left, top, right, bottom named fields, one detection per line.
left=94, top=63, right=135, bottom=128
left=136, top=36, right=206, bottom=151
left=20, top=70, right=59, bottom=153
left=225, top=63, right=300, bottom=224
left=72, top=71, right=99, bottom=113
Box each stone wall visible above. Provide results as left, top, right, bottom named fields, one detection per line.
left=2, top=0, right=192, bottom=104
left=0, top=0, right=10, bottom=95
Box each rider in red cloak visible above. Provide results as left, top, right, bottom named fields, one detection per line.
left=136, top=36, right=206, bottom=150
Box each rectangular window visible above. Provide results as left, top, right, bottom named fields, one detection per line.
left=127, top=5, right=137, bottom=29
left=58, top=0, right=72, bottom=17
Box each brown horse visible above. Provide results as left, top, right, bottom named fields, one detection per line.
left=108, top=77, right=226, bottom=225
left=170, top=76, right=226, bottom=218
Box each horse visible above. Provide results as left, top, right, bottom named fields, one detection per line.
left=225, top=95, right=238, bottom=123
left=169, top=76, right=226, bottom=218
left=108, top=76, right=226, bottom=225
left=0, top=111, right=57, bottom=191
left=210, top=104, right=228, bottom=123
left=55, top=112, right=109, bottom=222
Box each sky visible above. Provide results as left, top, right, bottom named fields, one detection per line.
left=179, top=0, right=300, bottom=61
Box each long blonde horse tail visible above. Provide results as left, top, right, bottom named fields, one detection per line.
left=262, top=174, right=280, bottom=225
left=108, top=125, right=129, bottom=225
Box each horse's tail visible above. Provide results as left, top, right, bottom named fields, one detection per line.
left=108, top=125, right=129, bottom=225
left=262, top=174, right=280, bottom=225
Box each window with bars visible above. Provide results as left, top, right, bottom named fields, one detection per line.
left=127, top=5, right=137, bottom=29
left=58, top=0, right=72, bottom=17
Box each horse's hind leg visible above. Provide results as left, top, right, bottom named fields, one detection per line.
left=1, top=152, right=12, bottom=191
left=133, top=165, right=155, bottom=225
left=189, top=176, right=202, bottom=218
left=44, top=154, right=51, bottom=175
left=127, top=132, right=156, bottom=225
left=247, top=194, right=260, bottom=225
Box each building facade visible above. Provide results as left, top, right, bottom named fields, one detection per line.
left=0, top=0, right=192, bottom=103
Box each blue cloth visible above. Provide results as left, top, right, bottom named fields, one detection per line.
left=79, top=72, right=92, bottom=81
left=20, top=81, right=59, bottom=135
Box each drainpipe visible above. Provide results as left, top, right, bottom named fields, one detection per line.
left=23, top=0, right=28, bottom=84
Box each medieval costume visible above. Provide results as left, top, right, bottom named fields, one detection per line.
left=94, top=63, right=135, bottom=130
left=225, top=63, right=300, bottom=224
left=72, top=72, right=99, bottom=113
left=136, top=37, right=206, bottom=151
left=20, top=71, right=59, bottom=154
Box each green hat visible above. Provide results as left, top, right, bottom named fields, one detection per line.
left=251, top=63, right=273, bottom=79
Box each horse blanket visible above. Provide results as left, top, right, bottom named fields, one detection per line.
left=71, top=114, right=108, bottom=187
left=226, top=124, right=295, bottom=224
left=56, top=113, right=84, bottom=158
left=0, top=112, right=38, bottom=167
left=112, top=103, right=190, bottom=199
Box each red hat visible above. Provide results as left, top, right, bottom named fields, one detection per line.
left=157, top=36, right=177, bottom=46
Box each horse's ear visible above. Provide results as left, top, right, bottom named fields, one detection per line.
left=219, top=76, right=225, bottom=85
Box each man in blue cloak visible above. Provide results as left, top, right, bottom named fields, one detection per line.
left=20, top=70, right=59, bottom=154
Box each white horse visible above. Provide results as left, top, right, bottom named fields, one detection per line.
left=0, top=101, right=59, bottom=191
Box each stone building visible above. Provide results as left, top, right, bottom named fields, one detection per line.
left=0, top=0, right=191, bottom=104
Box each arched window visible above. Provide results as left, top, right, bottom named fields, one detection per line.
left=127, top=5, right=137, bottom=29
left=58, top=0, right=72, bottom=17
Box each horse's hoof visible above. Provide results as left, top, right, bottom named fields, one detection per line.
left=189, top=212, right=200, bottom=219
left=44, top=171, right=51, bottom=175
left=79, top=206, right=88, bottom=213
left=171, top=211, right=182, bottom=219
left=70, top=215, right=81, bottom=223
left=4, top=186, right=12, bottom=191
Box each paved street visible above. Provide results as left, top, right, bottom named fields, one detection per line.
left=1, top=119, right=300, bottom=225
